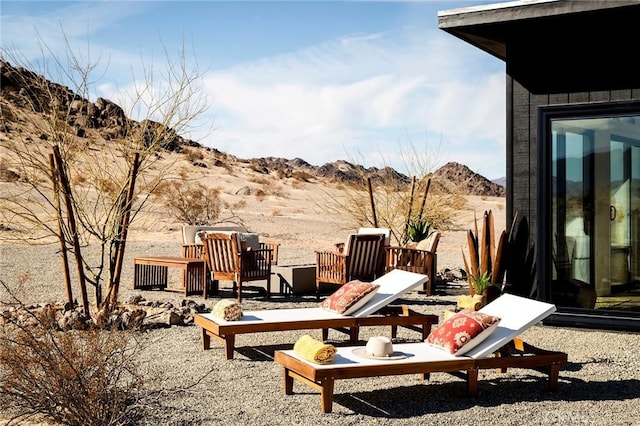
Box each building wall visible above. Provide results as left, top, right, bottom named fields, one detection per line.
left=506, top=77, right=640, bottom=289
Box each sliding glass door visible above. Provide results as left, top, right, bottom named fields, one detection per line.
left=548, top=109, right=640, bottom=312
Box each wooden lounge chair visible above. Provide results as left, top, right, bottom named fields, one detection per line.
left=274, top=293, right=568, bottom=413
left=193, top=269, right=437, bottom=359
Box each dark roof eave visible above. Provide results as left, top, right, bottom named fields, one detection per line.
left=437, top=0, right=640, bottom=62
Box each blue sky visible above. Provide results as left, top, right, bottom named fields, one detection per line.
left=2, top=1, right=508, bottom=179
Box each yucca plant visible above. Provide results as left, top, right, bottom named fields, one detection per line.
left=406, top=218, right=432, bottom=243
left=469, top=271, right=492, bottom=294
left=461, top=210, right=507, bottom=295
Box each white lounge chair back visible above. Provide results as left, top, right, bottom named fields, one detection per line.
left=463, top=293, right=557, bottom=358
left=351, top=269, right=427, bottom=317
left=183, top=225, right=247, bottom=244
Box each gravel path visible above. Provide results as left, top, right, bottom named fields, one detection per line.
left=1, top=241, right=640, bottom=425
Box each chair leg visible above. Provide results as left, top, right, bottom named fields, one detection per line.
left=266, top=275, right=271, bottom=299
left=210, top=279, right=219, bottom=296
left=234, top=282, right=242, bottom=303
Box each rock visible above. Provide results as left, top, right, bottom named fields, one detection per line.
left=128, top=295, right=145, bottom=305
left=236, top=186, right=251, bottom=195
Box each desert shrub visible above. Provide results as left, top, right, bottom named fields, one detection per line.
left=155, top=180, right=221, bottom=225
left=320, top=144, right=463, bottom=244
left=290, top=179, right=304, bottom=189
left=183, top=147, right=204, bottom=163
left=254, top=188, right=267, bottom=201
left=0, top=160, right=21, bottom=183
left=249, top=175, right=270, bottom=186
left=292, top=170, right=313, bottom=182
left=0, top=306, right=150, bottom=426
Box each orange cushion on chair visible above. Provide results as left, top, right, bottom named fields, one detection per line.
left=426, top=309, right=501, bottom=355
left=319, top=280, right=380, bottom=315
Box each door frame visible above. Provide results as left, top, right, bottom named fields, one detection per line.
left=537, top=100, right=640, bottom=331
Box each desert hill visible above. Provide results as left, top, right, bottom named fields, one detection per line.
left=0, top=58, right=506, bottom=265
left=0, top=59, right=504, bottom=196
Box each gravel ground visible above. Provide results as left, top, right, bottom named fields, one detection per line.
left=1, top=241, right=640, bottom=425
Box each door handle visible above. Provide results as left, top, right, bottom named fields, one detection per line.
left=610, top=205, right=616, bottom=221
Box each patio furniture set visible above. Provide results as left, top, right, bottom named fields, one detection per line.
left=131, top=225, right=568, bottom=414
left=133, top=225, right=440, bottom=300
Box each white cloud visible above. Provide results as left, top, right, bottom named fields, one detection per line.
left=197, top=26, right=506, bottom=179
left=2, top=3, right=507, bottom=180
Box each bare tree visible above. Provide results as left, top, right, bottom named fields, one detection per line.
left=320, top=144, right=465, bottom=245
left=154, top=178, right=248, bottom=227
left=0, top=35, right=209, bottom=319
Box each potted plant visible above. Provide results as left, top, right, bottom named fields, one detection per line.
left=461, top=210, right=506, bottom=303
left=469, top=271, right=491, bottom=294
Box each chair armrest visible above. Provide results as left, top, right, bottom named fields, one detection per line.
left=315, top=250, right=348, bottom=282
left=239, top=248, right=273, bottom=271
left=260, top=242, right=280, bottom=265
left=385, top=246, right=434, bottom=270
left=315, top=250, right=347, bottom=264
left=182, top=243, right=204, bottom=259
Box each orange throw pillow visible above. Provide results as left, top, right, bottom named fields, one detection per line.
left=426, top=309, right=501, bottom=355
left=319, top=280, right=379, bottom=315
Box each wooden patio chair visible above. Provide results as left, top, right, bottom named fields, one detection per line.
left=182, top=225, right=280, bottom=265
left=200, top=232, right=273, bottom=302
left=315, top=233, right=386, bottom=299
left=385, top=231, right=441, bottom=296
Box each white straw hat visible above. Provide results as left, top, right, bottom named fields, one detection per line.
left=352, top=336, right=407, bottom=360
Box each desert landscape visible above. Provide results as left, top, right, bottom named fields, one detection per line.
left=2, top=192, right=640, bottom=425
left=2, top=60, right=640, bottom=425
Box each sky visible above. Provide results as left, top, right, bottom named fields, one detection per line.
left=1, top=0, right=509, bottom=180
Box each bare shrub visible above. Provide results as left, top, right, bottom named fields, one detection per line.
left=292, top=170, right=313, bottom=182
left=0, top=304, right=151, bottom=425
left=183, top=147, right=204, bottom=163
left=321, top=143, right=463, bottom=244
left=1, top=38, right=210, bottom=316
left=254, top=188, right=267, bottom=201
left=0, top=160, right=21, bottom=182
left=290, top=179, right=304, bottom=189
left=275, top=169, right=289, bottom=180
left=155, top=180, right=222, bottom=225
left=249, top=175, right=286, bottom=198
left=249, top=175, right=271, bottom=185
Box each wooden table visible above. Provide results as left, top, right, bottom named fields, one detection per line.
left=272, top=264, right=316, bottom=295
left=133, top=256, right=208, bottom=297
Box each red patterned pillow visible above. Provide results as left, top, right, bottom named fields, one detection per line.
left=426, top=309, right=501, bottom=355
left=319, top=280, right=379, bottom=315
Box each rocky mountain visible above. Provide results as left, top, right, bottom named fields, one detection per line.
left=492, top=176, right=507, bottom=188
left=0, top=59, right=503, bottom=197
left=430, top=162, right=505, bottom=197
